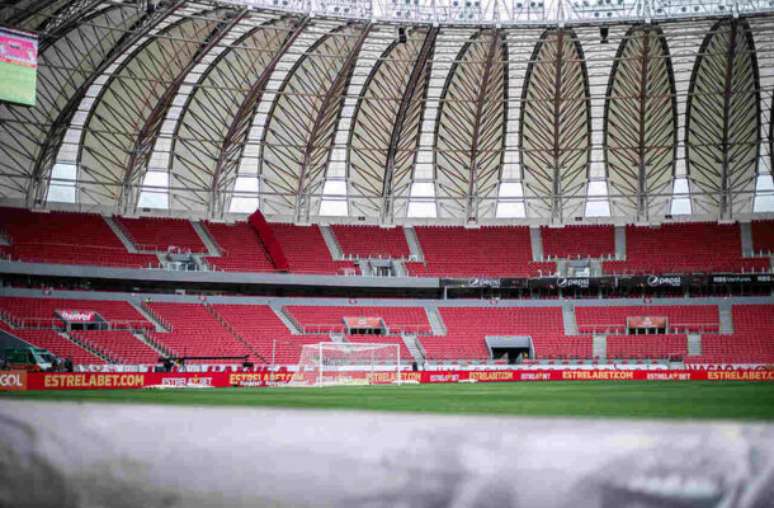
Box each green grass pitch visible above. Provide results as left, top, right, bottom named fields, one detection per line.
left=3, top=381, right=774, bottom=420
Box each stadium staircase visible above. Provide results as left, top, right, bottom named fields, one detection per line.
left=718, top=303, right=734, bottom=334
left=740, top=222, right=754, bottom=257
left=269, top=305, right=302, bottom=335
left=592, top=334, right=606, bottom=360
left=62, top=331, right=117, bottom=364
left=130, top=301, right=169, bottom=332
left=561, top=302, right=578, bottom=335
left=687, top=333, right=702, bottom=356
left=319, top=225, right=344, bottom=260
left=614, top=226, right=626, bottom=260
left=400, top=333, right=426, bottom=365
left=204, top=304, right=267, bottom=363
left=424, top=307, right=447, bottom=336
left=403, top=227, right=425, bottom=262
left=529, top=227, right=543, bottom=261
left=191, top=221, right=222, bottom=256
left=102, top=216, right=139, bottom=253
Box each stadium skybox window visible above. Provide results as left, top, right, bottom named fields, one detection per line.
left=46, top=163, right=77, bottom=204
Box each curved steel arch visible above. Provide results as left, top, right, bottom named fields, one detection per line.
left=519, top=28, right=591, bottom=221
left=295, top=23, right=372, bottom=222
left=24, top=1, right=172, bottom=205
left=603, top=24, right=678, bottom=221
left=119, top=7, right=248, bottom=213
left=685, top=18, right=760, bottom=219
left=257, top=21, right=363, bottom=218
left=75, top=5, right=223, bottom=206
left=207, top=15, right=310, bottom=218
left=375, top=27, right=439, bottom=222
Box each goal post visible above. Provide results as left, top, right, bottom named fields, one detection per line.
left=288, top=342, right=402, bottom=387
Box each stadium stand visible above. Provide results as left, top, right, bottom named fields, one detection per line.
left=115, top=216, right=207, bottom=253
left=284, top=306, right=432, bottom=335
left=144, top=302, right=259, bottom=362
left=210, top=304, right=330, bottom=364
left=689, top=305, right=774, bottom=364
left=751, top=220, right=774, bottom=255
left=420, top=308, right=592, bottom=361
left=407, top=226, right=555, bottom=277
left=0, top=207, right=157, bottom=268
left=0, top=297, right=152, bottom=330
left=575, top=305, right=720, bottom=334
left=70, top=330, right=159, bottom=364
left=0, top=207, right=769, bottom=278
left=6, top=328, right=104, bottom=365
left=270, top=223, right=356, bottom=275
left=203, top=221, right=275, bottom=272
left=603, top=223, right=769, bottom=274
left=331, top=225, right=410, bottom=259
left=541, top=225, right=615, bottom=259
left=605, top=334, right=688, bottom=360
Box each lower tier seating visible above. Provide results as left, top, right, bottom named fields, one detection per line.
left=145, top=303, right=257, bottom=363
left=575, top=305, right=719, bottom=334
left=419, top=308, right=592, bottom=361
left=11, top=329, right=104, bottom=365
left=70, top=331, right=160, bottom=364
left=605, top=334, right=687, bottom=359
left=284, top=306, right=431, bottom=335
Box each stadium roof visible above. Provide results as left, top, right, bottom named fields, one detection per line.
left=0, top=0, right=773, bottom=224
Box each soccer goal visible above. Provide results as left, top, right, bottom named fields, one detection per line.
left=288, top=342, right=402, bottom=387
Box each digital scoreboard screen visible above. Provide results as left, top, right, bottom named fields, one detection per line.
left=0, top=27, right=38, bottom=106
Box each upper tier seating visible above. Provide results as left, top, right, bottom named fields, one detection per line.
left=0, top=207, right=157, bottom=268
left=0, top=297, right=151, bottom=329
left=751, top=220, right=774, bottom=255
left=575, top=305, right=719, bottom=334
left=116, top=216, right=206, bottom=253
left=70, top=330, right=160, bottom=364
left=331, top=225, right=410, bottom=259
left=270, top=224, right=356, bottom=274
left=145, top=302, right=257, bottom=362
left=11, top=328, right=104, bottom=364
left=210, top=304, right=328, bottom=364
left=419, top=307, right=592, bottom=360
left=603, top=223, right=769, bottom=274
left=408, top=226, right=555, bottom=278
left=605, top=334, right=687, bottom=359
left=203, top=221, right=275, bottom=272
left=541, top=225, right=615, bottom=259
left=284, top=306, right=431, bottom=335
left=689, top=305, right=774, bottom=364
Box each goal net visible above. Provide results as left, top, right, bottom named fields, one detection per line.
left=288, top=342, right=401, bottom=387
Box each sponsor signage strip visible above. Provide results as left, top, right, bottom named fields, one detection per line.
left=3, top=369, right=773, bottom=391
left=442, top=274, right=773, bottom=290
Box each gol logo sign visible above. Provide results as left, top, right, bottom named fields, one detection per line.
left=0, top=371, right=27, bottom=391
